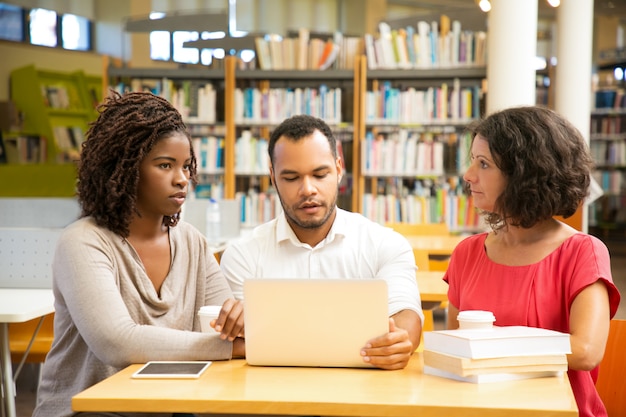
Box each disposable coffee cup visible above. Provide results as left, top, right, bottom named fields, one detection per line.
left=198, top=305, right=222, bottom=334
left=457, top=310, right=496, bottom=330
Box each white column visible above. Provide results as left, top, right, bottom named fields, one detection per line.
left=554, top=0, right=594, bottom=233
left=554, top=0, right=593, bottom=141
left=486, top=0, right=538, bottom=114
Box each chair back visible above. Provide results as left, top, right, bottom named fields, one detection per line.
left=0, top=197, right=80, bottom=227
left=386, top=222, right=450, bottom=236
left=413, top=249, right=430, bottom=271
left=596, top=319, right=626, bottom=417
left=9, top=313, right=55, bottom=363
left=0, top=227, right=63, bottom=288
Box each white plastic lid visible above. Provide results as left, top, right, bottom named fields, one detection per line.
left=457, top=310, right=496, bottom=323
left=198, top=305, right=222, bottom=316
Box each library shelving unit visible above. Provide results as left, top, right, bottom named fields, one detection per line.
left=2, top=66, right=103, bottom=197
left=108, top=64, right=229, bottom=197
left=9, top=65, right=103, bottom=164
left=589, top=104, right=626, bottom=235
left=230, top=60, right=358, bottom=222
left=107, top=55, right=486, bottom=230
left=108, top=57, right=359, bottom=226
left=354, top=55, right=486, bottom=232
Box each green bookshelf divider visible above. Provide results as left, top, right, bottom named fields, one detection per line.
left=0, top=164, right=77, bottom=197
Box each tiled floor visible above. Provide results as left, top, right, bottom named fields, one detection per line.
left=11, top=237, right=626, bottom=417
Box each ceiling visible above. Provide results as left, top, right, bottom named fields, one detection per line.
left=388, top=0, right=626, bottom=17
left=385, top=0, right=626, bottom=31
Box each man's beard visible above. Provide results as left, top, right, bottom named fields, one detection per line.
left=275, top=187, right=338, bottom=230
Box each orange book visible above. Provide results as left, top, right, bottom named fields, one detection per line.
left=317, top=40, right=336, bottom=68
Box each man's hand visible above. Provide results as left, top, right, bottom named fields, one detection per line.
left=212, top=298, right=245, bottom=341
left=360, top=318, right=414, bottom=370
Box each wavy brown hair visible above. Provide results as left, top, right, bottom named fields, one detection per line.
left=78, top=90, right=197, bottom=237
left=466, top=106, right=594, bottom=231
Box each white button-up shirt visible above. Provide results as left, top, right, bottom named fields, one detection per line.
left=220, top=208, right=423, bottom=320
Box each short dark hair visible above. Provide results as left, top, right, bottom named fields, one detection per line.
left=77, top=90, right=197, bottom=237
left=467, top=106, right=594, bottom=230
left=268, top=114, right=337, bottom=164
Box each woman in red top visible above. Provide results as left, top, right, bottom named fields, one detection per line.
left=444, top=106, right=621, bottom=417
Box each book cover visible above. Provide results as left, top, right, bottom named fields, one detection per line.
left=0, top=132, right=6, bottom=163
left=423, top=349, right=568, bottom=377
left=318, top=41, right=340, bottom=70
left=254, top=37, right=272, bottom=70
left=364, top=33, right=378, bottom=70
left=423, top=326, right=571, bottom=359
left=296, top=28, right=310, bottom=70
left=378, top=22, right=397, bottom=69
left=268, top=34, right=283, bottom=70
left=424, top=365, right=563, bottom=384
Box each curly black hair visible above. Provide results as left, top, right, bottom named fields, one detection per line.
left=77, top=90, right=197, bottom=237
left=466, top=106, right=594, bottom=231
left=268, top=114, right=337, bottom=164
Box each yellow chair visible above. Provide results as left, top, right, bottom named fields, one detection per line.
left=413, top=249, right=430, bottom=272
left=9, top=313, right=55, bottom=364
left=413, top=249, right=435, bottom=352
left=387, top=222, right=451, bottom=271
left=386, top=222, right=450, bottom=236
left=394, top=227, right=448, bottom=329
left=596, top=319, right=626, bottom=417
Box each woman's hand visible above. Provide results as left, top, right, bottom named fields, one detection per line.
left=213, top=298, right=245, bottom=342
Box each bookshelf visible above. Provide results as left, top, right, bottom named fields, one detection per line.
left=108, top=57, right=486, bottom=230
left=109, top=64, right=229, bottom=201
left=354, top=60, right=486, bottom=232
left=589, top=103, right=626, bottom=234
left=231, top=64, right=357, bottom=223
left=9, top=65, right=103, bottom=164
left=109, top=58, right=358, bottom=226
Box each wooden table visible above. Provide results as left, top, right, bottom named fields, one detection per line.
left=72, top=354, right=578, bottom=416
left=0, top=289, right=55, bottom=417
left=405, top=234, right=466, bottom=256
left=416, top=270, right=448, bottom=303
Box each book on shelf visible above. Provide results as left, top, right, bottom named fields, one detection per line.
left=0, top=132, right=6, bottom=163
left=318, top=40, right=340, bottom=70
left=424, top=365, right=564, bottom=384
left=1, top=134, right=47, bottom=164
left=193, top=136, right=224, bottom=174
left=364, top=17, right=487, bottom=70
left=423, top=349, right=568, bottom=377
left=52, top=126, right=84, bottom=151
left=255, top=37, right=272, bottom=70
left=296, top=28, right=310, bottom=70
left=268, top=34, right=284, bottom=70
left=423, top=326, right=571, bottom=360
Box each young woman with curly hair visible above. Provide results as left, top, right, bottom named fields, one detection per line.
left=33, top=91, right=244, bottom=417
left=444, top=106, right=621, bottom=417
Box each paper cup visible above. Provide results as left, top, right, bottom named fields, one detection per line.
left=457, top=310, right=496, bottom=330
left=198, top=305, right=222, bottom=334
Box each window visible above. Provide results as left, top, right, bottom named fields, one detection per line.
left=197, top=31, right=227, bottom=66
left=150, top=31, right=170, bottom=61
left=29, top=8, right=57, bottom=47
left=173, top=31, right=199, bottom=64
left=0, top=3, right=24, bottom=42
left=62, top=14, right=91, bottom=51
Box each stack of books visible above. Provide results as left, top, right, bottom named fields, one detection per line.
left=423, top=326, right=571, bottom=383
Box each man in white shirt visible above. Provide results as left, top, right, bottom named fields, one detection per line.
left=220, top=114, right=423, bottom=370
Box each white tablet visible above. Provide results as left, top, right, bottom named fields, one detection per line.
left=131, top=361, right=212, bottom=379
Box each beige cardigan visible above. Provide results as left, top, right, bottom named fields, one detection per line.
left=34, top=217, right=234, bottom=417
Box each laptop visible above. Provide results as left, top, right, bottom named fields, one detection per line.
left=243, top=278, right=389, bottom=368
